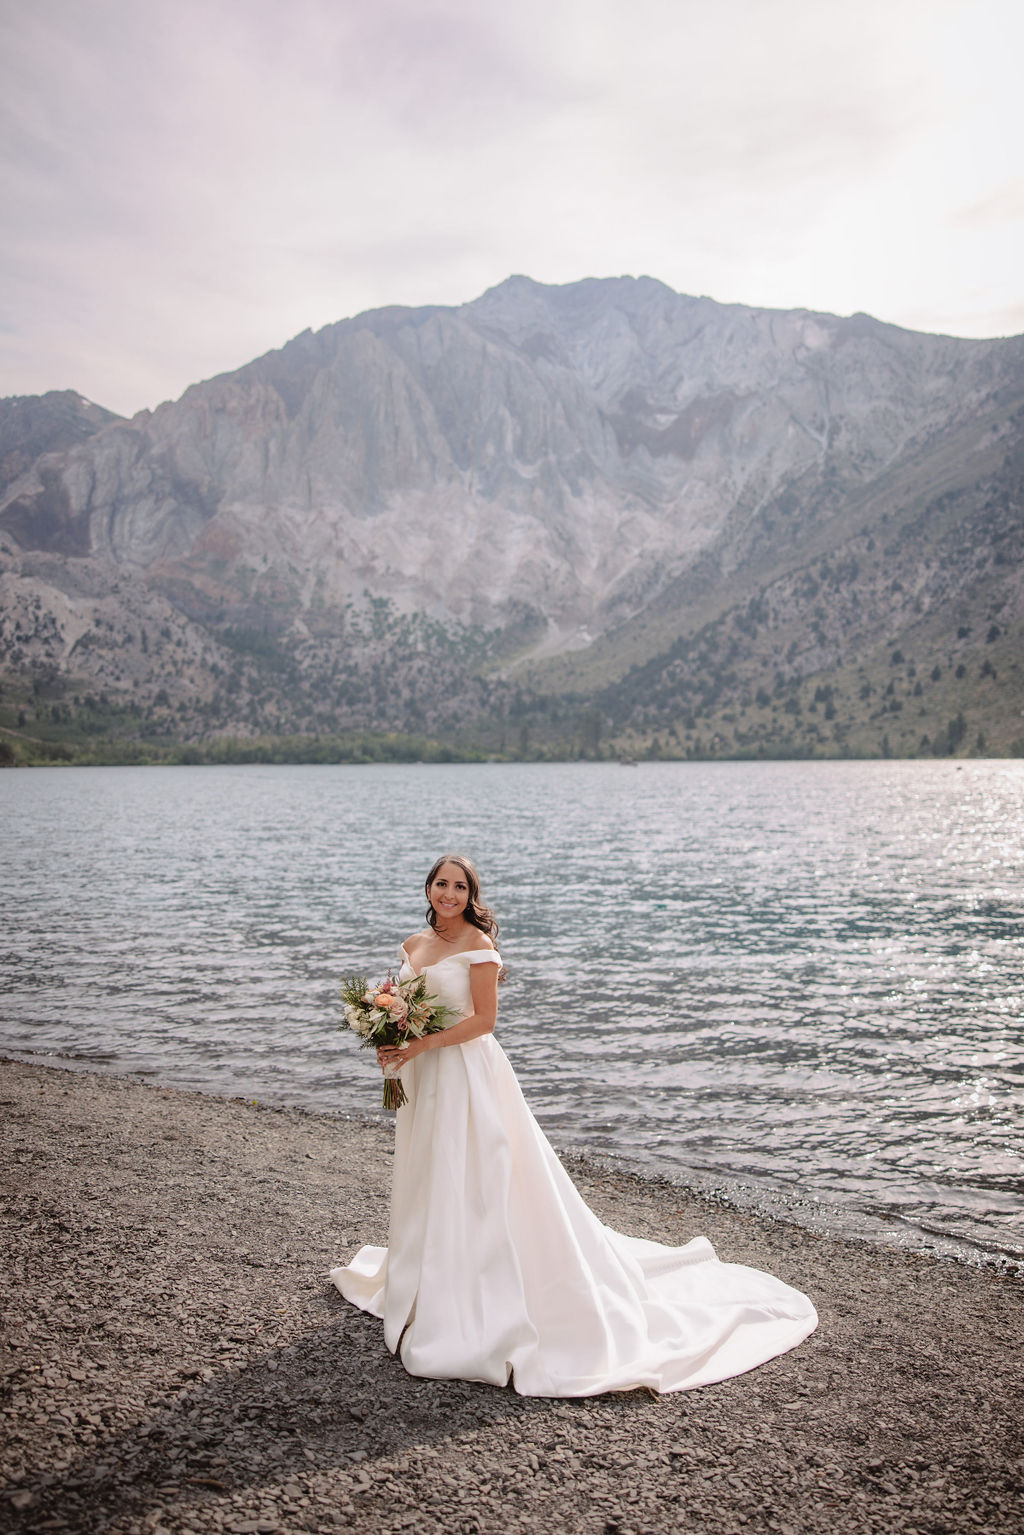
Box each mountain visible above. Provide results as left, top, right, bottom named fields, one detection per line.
left=0, top=391, right=123, bottom=502
left=1, top=276, right=1022, bottom=762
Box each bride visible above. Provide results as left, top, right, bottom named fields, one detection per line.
left=330, top=854, right=817, bottom=1397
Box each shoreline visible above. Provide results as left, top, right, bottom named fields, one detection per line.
left=5, top=1046, right=1019, bottom=1279
left=2, top=1057, right=1022, bottom=1535
left=8, top=736, right=1024, bottom=769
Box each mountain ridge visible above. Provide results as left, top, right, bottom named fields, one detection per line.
left=0, top=275, right=1021, bottom=761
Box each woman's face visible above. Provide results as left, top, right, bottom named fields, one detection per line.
left=429, top=861, right=470, bottom=922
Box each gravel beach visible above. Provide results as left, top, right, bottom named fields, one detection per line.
left=2, top=1058, right=1021, bottom=1535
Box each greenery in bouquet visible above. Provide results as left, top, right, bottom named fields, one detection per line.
left=339, top=971, right=458, bottom=1109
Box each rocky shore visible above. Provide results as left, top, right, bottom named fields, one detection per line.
left=2, top=1058, right=1021, bottom=1535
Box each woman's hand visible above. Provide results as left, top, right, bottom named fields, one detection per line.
left=377, top=1037, right=428, bottom=1072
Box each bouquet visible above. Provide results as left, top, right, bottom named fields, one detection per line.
left=339, top=970, right=458, bottom=1109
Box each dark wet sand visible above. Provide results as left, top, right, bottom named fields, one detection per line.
left=2, top=1058, right=1021, bottom=1535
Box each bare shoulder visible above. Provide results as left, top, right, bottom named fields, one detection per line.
left=403, top=930, right=431, bottom=955
left=464, top=931, right=496, bottom=952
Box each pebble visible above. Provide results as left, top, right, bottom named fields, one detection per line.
left=2, top=1058, right=1022, bottom=1535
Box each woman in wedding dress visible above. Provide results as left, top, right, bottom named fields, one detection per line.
left=330, top=855, right=817, bottom=1397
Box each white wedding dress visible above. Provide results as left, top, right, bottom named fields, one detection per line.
left=330, top=948, right=817, bottom=1397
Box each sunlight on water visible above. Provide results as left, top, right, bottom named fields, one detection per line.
left=1, top=759, right=1022, bottom=1267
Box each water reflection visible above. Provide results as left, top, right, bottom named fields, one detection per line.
left=1, top=759, right=1022, bottom=1266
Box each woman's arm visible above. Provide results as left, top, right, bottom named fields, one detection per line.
left=377, top=961, right=498, bottom=1070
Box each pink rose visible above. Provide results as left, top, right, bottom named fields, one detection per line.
left=378, top=996, right=409, bottom=1023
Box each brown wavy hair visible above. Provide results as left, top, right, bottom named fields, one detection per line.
left=424, top=853, right=499, bottom=943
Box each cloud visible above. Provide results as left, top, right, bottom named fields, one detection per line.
left=952, top=178, right=1024, bottom=229
left=1, top=0, right=1021, bottom=415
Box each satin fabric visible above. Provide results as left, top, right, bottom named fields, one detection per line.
left=330, top=948, right=817, bottom=1396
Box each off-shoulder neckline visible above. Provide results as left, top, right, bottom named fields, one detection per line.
left=399, top=942, right=500, bottom=978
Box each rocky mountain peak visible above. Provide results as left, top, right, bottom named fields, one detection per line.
left=0, top=276, right=1021, bottom=761
left=0, top=390, right=123, bottom=501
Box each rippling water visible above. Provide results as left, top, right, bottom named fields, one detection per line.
left=2, top=760, right=1022, bottom=1269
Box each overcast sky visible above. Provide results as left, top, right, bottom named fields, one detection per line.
left=2, top=0, right=1022, bottom=417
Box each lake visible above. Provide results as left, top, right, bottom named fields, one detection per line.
left=1, top=759, right=1022, bottom=1270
